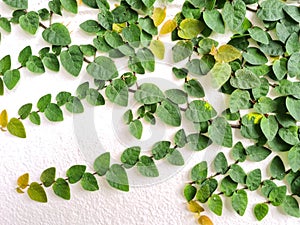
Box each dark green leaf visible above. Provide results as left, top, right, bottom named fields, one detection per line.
left=208, top=117, right=232, bottom=147
left=121, top=146, right=140, bottom=168
left=42, top=53, right=60, bottom=72
left=106, top=164, right=129, bottom=191
left=220, top=176, right=237, bottom=197
left=26, top=56, right=45, bottom=73
left=60, top=45, right=83, bottom=77
left=246, top=169, right=261, bottom=191
left=229, top=164, right=246, bottom=184
left=18, top=103, right=32, bottom=120
left=80, top=20, right=101, bottom=33
left=0, top=55, right=11, bottom=74
left=257, top=0, right=285, bottom=21
left=29, top=112, right=40, bottom=125
left=94, top=152, right=110, bottom=176
left=37, top=94, right=51, bottom=112
left=19, top=11, right=39, bottom=35
left=98, top=10, right=113, bottom=30
left=246, top=145, right=271, bottom=162
left=52, top=178, right=70, bottom=200
left=187, top=133, right=211, bottom=151
left=0, top=17, right=11, bottom=32
left=270, top=156, right=285, bottom=180
left=231, top=142, right=246, bottom=162
left=152, top=141, right=170, bottom=160
left=213, top=152, right=228, bottom=174
left=254, top=203, right=269, bottom=221
left=66, top=165, right=86, bottom=184
left=81, top=173, right=99, bottom=191
left=137, top=156, right=159, bottom=177
left=269, top=186, right=286, bottom=206
left=18, top=46, right=31, bottom=67
left=40, top=167, right=56, bottom=187
left=60, top=0, right=78, bottom=14
left=232, top=190, right=247, bottom=216
left=44, top=103, right=63, bottom=122
left=42, top=23, right=71, bottom=46
left=184, top=184, right=197, bottom=202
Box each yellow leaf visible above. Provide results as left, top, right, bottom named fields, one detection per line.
left=149, top=40, right=165, bottom=60
left=77, top=0, right=82, bottom=5
left=16, top=187, right=24, bottom=194
left=152, top=7, right=166, bottom=27
left=178, top=19, right=204, bottom=39
left=198, top=215, right=214, bottom=225
left=187, top=200, right=205, bottom=214
left=113, top=23, right=126, bottom=33
left=247, top=113, right=263, bottom=124
left=160, top=20, right=177, bottom=35
left=214, top=44, right=241, bottom=63
left=17, top=173, right=29, bottom=189
left=0, top=110, right=8, bottom=128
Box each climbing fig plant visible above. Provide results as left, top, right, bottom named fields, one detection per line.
left=1, top=0, right=299, bottom=224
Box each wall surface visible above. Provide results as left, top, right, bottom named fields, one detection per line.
left=1, top=1, right=299, bottom=225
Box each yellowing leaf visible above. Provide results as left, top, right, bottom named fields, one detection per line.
left=16, top=187, right=25, bottom=194
left=149, top=40, right=165, bottom=60
left=77, top=0, right=82, bottom=5
left=178, top=19, right=204, bottom=39
left=152, top=7, right=166, bottom=27
left=17, top=173, right=29, bottom=189
left=160, top=20, right=177, bottom=35
left=187, top=200, right=205, bottom=214
left=0, top=109, right=8, bottom=128
left=113, top=23, right=126, bottom=33
left=214, top=44, right=241, bottom=63
left=198, top=215, right=214, bottom=225
left=247, top=113, right=263, bottom=124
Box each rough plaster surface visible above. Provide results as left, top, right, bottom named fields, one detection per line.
left=1, top=1, right=299, bottom=225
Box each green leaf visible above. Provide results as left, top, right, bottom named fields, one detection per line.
left=60, top=0, right=78, bottom=13
left=19, top=11, right=39, bottom=35
left=261, top=180, right=277, bottom=198
left=208, top=117, right=232, bottom=147
left=52, top=178, right=70, bottom=200
left=48, top=0, right=62, bottom=16
left=185, top=100, right=217, bottom=122
left=86, top=89, right=105, bottom=106
left=66, top=165, right=86, bottom=184
left=286, top=97, right=300, bottom=121
left=105, top=79, right=128, bottom=106
left=165, top=89, right=187, bottom=105
left=246, top=169, right=261, bottom=191
left=3, top=0, right=28, bottom=9
left=17, top=103, right=32, bottom=120
left=122, top=24, right=140, bottom=48
left=152, top=141, right=170, bottom=160
left=87, top=56, right=118, bottom=80
left=94, top=152, right=110, bottom=176
left=246, top=145, right=271, bottom=162
left=229, top=89, right=251, bottom=113
left=26, top=56, right=45, bottom=73
left=220, top=176, right=237, bottom=197
left=60, top=45, right=83, bottom=77
left=40, top=167, right=56, bottom=187
left=208, top=194, right=223, bottom=216
left=282, top=196, right=300, bottom=218
left=232, top=190, right=247, bottom=216
left=134, top=83, right=164, bottom=104
left=230, top=68, right=261, bottom=89
left=0, top=17, right=11, bottom=32
left=42, top=23, right=71, bottom=46
left=166, top=149, right=184, bottom=166
left=172, top=41, right=193, bottom=63
left=178, top=18, right=204, bottom=39
left=0, top=55, right=11, bottom=74
left=29, top=112, right=40, bottom=125
left=231, top=142, right=246, bottom=162
left=7, top=118, right=26, bottom=138
left=254, top=203, right=269, bottom=221
left=254, top=97, right=277, bottom=114
left=242, top=47, right=268, bottom=65
left=187, top=133, right=211, bottom=151
left=172, top=67, right=188, bottom=79
left=229, top=164, right=246, bottom=184
left=222, top=0, right=246, bottom=31
left=106, top=164, right=129, bottom=191
left=27, top=182, right=47, bottom=203
left=38, top=8, right=50, bottom=21
left=123, top=109, right=133, bottom=125
left=81, top=173, right=99, bottom=191
left=203, top=9, right=225, bottom=34
left=42, top=53, right=60, bottom=72
left=156, top=100, right=181, bottom=127
left=98, top=9, right=113, bottom=30
left=37, top=94, right=51, bottom=112
left=3, top=69, right=20, bottom=90
left=18, top=46, right=32, bottom=67
left=136, top=48, right=155, bottom=72
left=104, top=31, right=124, bottom=48
left=283, top=5, right=300, bottom=23
left=248, top=26, right=269, bottom=45
left=191, top=161, right=207, bottom=182
left=257, top=0, right=285, bottom=21
left=121, top=146, right=141, bottom=168
left=138, top=17, right=157, bottom=35
left=129, top=119, right=143, bottom=139
left=196, top=183, right=211, bottom=203
left=269, top=186, right=286, bottom=206
left=272, top=58, right=287, bottom=80
left=269, top=156, right=285, bottom=180
left=80, top=20, right=101, bottom=33
left=184, top=79, right=205, bottom=98
left=260, top=115, right=278, bottom=141
left=288, top=52, right=300, bottom=78
left=137, top=156, right=159, bottom=177
left=278, top=126, right=299, bottom=145
left=174, top=129, right=187, bottom=148
left=288, top=144, right=300, bottom=172
left=286, top=33, right=300, bottom=56
left=213, top=152, right=228, bottom=174
left=210, top=62, right=231, bottom=89
left=44, top=103, right=63, bottom=122
left=184, top=184, right=197, bottom=202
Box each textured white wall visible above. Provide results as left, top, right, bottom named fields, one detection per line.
left=1, top=1, right=299, bottom=225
